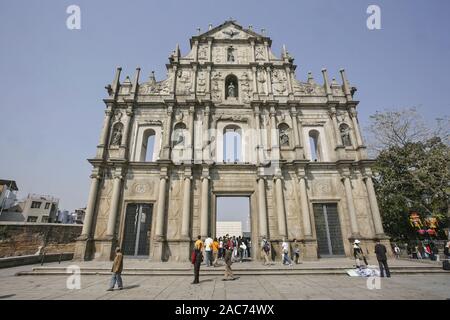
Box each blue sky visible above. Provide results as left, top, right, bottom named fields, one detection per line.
left=0, top=0, right=449, bottom=211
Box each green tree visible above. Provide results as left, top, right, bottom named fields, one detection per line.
left=367, top=108, right=450, bottom=241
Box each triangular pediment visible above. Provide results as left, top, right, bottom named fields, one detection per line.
left=197, top=20, right=265, bottom=40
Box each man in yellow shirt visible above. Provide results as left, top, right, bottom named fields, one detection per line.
left=192, top=235, right=203, bottom=284
left=212, top=237, right=219, bottom=267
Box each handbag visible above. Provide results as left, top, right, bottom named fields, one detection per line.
left=191, top=250, right=196, bottom=264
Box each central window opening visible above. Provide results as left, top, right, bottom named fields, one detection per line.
left=223, top=125, right=242, bottom=162
left=216, top=196, right=252, bottom=261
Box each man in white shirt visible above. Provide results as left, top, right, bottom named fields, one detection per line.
left=204, top=235, right=213, bottom=267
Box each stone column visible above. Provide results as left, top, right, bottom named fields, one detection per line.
left=106, top=169, right=123, bottom=238
left=341, top=172, right=360, bottom=237
left=350, top=107, right=364, bottom=147
left=96, top=108, right=113, bottom=158
left=192, top=64, right=198, bottom=97
left=329, top=106, right=343, bottom=148
left=285, top=66, right=293, bottom=98
left=257, top=176, right=268, bottom=239
left=251, top=66, right=258, bottom=99
left=297, top=170, right=312, bottom=237
left=275, top=177, right=287, bottom=238
left=155, top=174, right=168, bottom=239
left=266, top=66, right=273, bottom=97
left=364, top=173, right=385, bottom=236
left=264, top=40, right=270, bottom=62
left=80, top=172, right=101, bottom=238
left=269, top=106, right=279, bottom=161
left=250, top=40, right=256, bottom=63
left=208, top=39, right=213, bottom=62
left=202, top=106, right=211, bottom=163
left=181, top=171, right=192, bottom=238
left=193, top=40, right=199, bottom=62
left=188, top=106, right=195, bottom=161
left=254, top=105, right=262, bottom=164
left=161, top=105, right=174, bottom=159
left=290, top=105, right=303, bottom=159
left=119, top=108, right=133, bottom=158
left=200, top=171, right=210, bottom=238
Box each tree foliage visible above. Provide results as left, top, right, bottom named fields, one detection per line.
left=367, top=108, right=450, bottom=241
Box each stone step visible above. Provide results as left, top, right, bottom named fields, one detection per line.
left=15, top=265, right=448, bottom=276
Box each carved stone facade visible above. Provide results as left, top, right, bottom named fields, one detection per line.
left=74, top=20, right=390, bottom=262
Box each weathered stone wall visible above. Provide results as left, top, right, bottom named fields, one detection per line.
left=0, top=222, right=82, bottom=258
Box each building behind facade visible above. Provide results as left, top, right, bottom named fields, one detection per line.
left=0, top=179, right=18, bottom=212
left=216, top=221, right=242, bottom=238
left=75, top=20, right=389, bottom=262
left=19, top=194, right=59, bottom=223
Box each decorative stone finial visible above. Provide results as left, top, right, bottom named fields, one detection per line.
left=208, top=23, right=212, bottom=30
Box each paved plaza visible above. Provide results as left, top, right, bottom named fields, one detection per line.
left=0, top=260, right=449, bottom=300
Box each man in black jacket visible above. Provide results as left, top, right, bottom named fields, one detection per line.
left=375, top=240, right=391, bottom=277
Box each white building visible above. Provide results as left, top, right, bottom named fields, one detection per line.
left=216, top=221, right=242, bottom=238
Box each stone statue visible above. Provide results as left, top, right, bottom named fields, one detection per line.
left=228, top=82, right=236, bottom=98
left=340, top=125, right=352, bottom=147
left=227, top=47, right=235, bottom=62
left=280, top=128, right=290, bottom=146
left=111, top=125, right=123, bottom=146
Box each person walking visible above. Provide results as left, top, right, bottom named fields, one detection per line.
left=393, top=244, right=401, bottom=259
left=353, top=240, right=366, bottom=269
left=261, top=237, right=271, bottom=265
left=218, top=237, right=224, bottom=259
left=212, top=237, right=219, bottom=267
left=204, top=234, right=213, bottom=267
left=444, top=241, right=450, bottom=259
left=281, top=238, right=293, bottom=266
left=107, top=247, right=123, bottom=291
left=293, top=239, right=302, bottom=264
left=223, top=244, right=236, bottom=281
left=192, top=235, right=203, bottom=284
left=374, top=239, right=391, bottom=277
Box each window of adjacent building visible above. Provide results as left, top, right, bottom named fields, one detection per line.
left=278, top=123, right=290, bottom=147
left=223, top=125, right=242, bottom=162
left=41, top=216, right=49, bottom=223
left=339, top=123, right=352, bottom=147
left=31, top=201, right=41, bottom=209
left=27, top=216, right=38, bottom=222
left=44, top=202, right=50, bottom=209
left=309, top=130, right=322, bottom=161
left=141, top=129, right=156, bottom=162
left=225, top=74, right=238, bottom=99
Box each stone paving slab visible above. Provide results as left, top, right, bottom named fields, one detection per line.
left=0, top=263, right=449, bottom=300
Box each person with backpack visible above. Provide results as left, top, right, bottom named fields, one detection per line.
left=261, top=237, right=271, bottom=265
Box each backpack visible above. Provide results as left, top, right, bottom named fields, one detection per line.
left=263, top=241, right=270, bottom=253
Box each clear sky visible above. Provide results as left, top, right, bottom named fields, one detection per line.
left=0, top=0, right=449, bottom=211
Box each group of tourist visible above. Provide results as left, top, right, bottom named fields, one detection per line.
left=411, top=241, right=440, bottom=260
